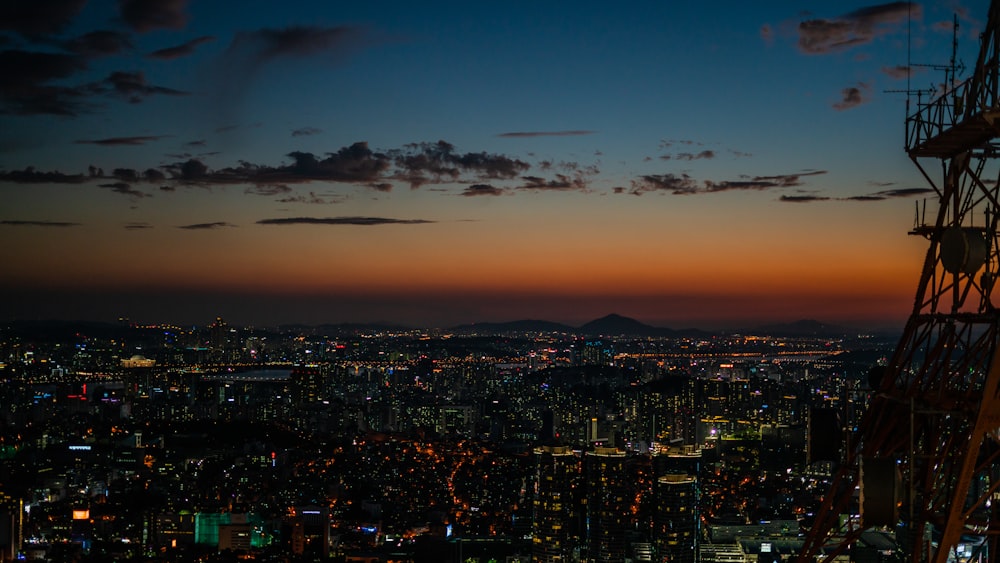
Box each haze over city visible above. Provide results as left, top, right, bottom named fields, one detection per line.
left=0, top=0, right=985, bottom=329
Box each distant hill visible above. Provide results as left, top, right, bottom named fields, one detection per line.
left=452, top=313, right=712, bottom=337
left=578, top=313, right=673, bottom=337
left=4, top=316, right=863, bottom=339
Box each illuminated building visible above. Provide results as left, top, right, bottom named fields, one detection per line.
left=651, top=445, right=701, bottom=479
left=120, top=355, right=156, bottom=368
left=0, top=493, right=23, bottom=562
left=582, top=340, right=613, bottom=366
left=291, top=364, right=326, bottom=403
left=532, top=445, right=579, bottom=562
left=218, top=523, right=252, bottom=551
left=585, top=447, right=628, bottom=563
left=653, top=475, right=697, bottom=563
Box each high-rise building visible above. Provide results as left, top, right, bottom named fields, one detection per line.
left=651, top=445, right=701, bottom=480
left=586, top=447, right=628, bottom=563
left=291, top=364, right=326, bottom=404
left=532, top=445, right=579, bottom=563
left=653, top=475, right=698, bottom=563
left=0, top=493, right=23, bottom=563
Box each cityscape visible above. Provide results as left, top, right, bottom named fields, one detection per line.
left=5, top=0, right=1000, bottom=562
left=0, top=314, right=894, bottom=562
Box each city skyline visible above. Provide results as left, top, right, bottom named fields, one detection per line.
left=0, top=1, right=984, bottom=329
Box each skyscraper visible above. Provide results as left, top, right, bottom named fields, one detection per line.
left=0, top=493, right=23, bottom=563
left=586, top=447, right=628, bottom=563
left=653, top=474, right=697, bottom=563
left=532, top=445, right=579, bottom=563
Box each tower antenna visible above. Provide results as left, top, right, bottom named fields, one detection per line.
left=799, top=2, right=1000, bottom=562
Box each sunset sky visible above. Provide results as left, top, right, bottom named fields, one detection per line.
left=0, top=1, right=987, bottom=329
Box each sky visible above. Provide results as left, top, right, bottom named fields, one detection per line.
left=0, top=0, right=989, bottom=329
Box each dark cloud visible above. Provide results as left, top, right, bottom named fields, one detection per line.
left=211, top=26, right=367, bottom=123
left=159, top=185, right=175, bottom=192
left=1, top=44, right=187, bottom=114
left=98, top=182, right=150, bottom=198
left=158, top=143, right=393, bottom=186
left=184, top=139, right=206, bottom=147
left=745, top=170, right=826, bottom=186
left=275, top=144, right=392, bottom=183
left=245, top=185, right=292, bottom=196
left=780, top=195, right=831, bottom=202
left=779, top=185, right=932, bottom=203
left=497, top=130, right=596, bottom=138
left=628, top=170, right=826, bottom=196
left=629, top=174, right=699, bottom=195
left=119, top=0, right=189, bottom=33
left=0, top=219, right=80, bottom=227
left=659, top=139, right=703, bottom=150
left=104, top=70, right=187, bottom=103
left=517, top=173, right=589, bottom=192
left=0, top=0, right=86, bottom=37
left=461, top=184, right=507, bottom=197
left=292, top=127, right=322, bottom=137
left=124, top=222, right=152, bottom=229
left=393, top=140, right=529, bottom=188
left=833, top=84, right=868, bottom=110
left=257, top=216, right=435, bottom=226
left=76, top=135, right=166, bottom=146
left=226, top=26, right=363, bottom=64
left=2, top=140, right=535, bottom=194
left=658, top=144, right=720, bottom=161
left=146, top=141, right=528, bottom=191
left=178, top=222, right=235, bottom=230
left=0, top=49, right=91, bottom=115
left=112, top=168, right=139, bottom=181
left=675, top=150, right=716, bottom=161
left=874, top=187, right=933, bottom=198
left=275, top=192, right=336, bottom=204
left=64, top=30, right=134, bottom=58
left=148, top=36, right=214, bottom=59
left=172, top=159, right=209, bottom=181
left=702, top=179, right=787, bottom=192
left=881, top=65, right=913, bottom=79
left=798, top=2, right=918, bottom=54
left=0, top=166, right=85, bottom=183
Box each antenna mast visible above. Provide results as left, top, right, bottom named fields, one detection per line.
left=798, top=2, right=1000, bottom=562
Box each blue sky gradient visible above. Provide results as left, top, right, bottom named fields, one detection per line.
left=0, top=1, right=988, bottom=328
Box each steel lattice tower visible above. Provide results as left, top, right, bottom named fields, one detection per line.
left=797, top=2, right=1000, bottom=562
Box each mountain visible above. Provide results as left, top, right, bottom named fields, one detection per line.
left=452, top=313, right=716, bottom=337
left=577, top=313, right=675, bottom=337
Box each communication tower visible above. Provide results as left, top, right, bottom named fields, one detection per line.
left=798, top=2, right=1000, bottom=562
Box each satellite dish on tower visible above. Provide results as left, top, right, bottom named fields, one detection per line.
left=939, top=227, right=988, bottom=274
